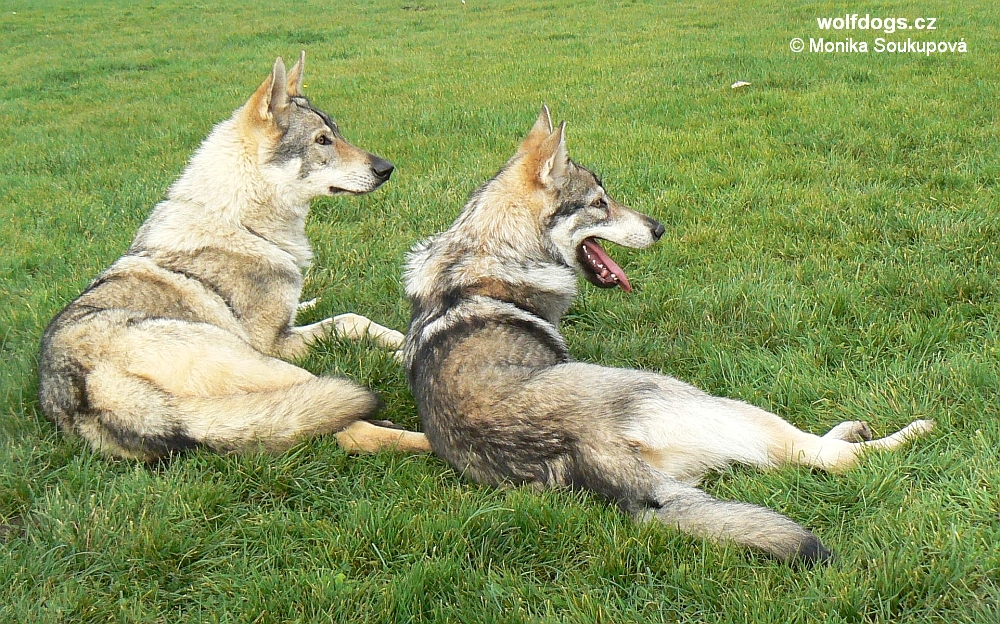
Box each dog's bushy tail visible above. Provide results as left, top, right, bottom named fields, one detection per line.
left=44, top=363, right=381, bottom=461
left=571, top=451, right=832, bottom=565
left=37, top=349, right=87, bottom=435
left=643, top=479, right=832, bottom=565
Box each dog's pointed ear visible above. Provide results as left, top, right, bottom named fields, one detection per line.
left=286, top=50, right=305, bottom=98
left=267, top=57, right=291, bottom=129
left=530, top=105, right=554, bottom=137
left=518, top=105, right=554, bottom=154
left=245, top=57, right=291, bottom=130
left=536, top=121, right=568, bottom=187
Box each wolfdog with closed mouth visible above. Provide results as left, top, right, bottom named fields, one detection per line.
left=38, top=52, right=430, bottom=461
left=401, top=106, right=932, bottom=563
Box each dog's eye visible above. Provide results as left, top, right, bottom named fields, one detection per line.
left=316, top=135, right=332, bottom=146
left=591, top=197, right=608, bottom=210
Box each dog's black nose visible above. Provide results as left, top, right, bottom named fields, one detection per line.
left=651, top=220, right=666, bottom=241
left=372, top=157, right=394, bottom=180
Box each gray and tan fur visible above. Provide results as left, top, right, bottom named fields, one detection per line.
left=39, top=52, right=430, bottom=461
left=402, top=106, right=932, bottom=564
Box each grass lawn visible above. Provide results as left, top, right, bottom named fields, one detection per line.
left=2, top=0, right=999, bottom=621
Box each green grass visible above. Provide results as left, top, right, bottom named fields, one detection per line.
left=2, top=0, right=999, bottom=621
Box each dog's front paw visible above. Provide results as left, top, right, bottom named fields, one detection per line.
left=902, top=419, right=935, bottom=438
left=379, top=329, right=405, bottom=350
left=333, top=313, right=405, bottom=350
left=297, top=298, right=319, bottom=312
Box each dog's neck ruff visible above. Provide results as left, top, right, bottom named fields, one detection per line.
left=405, top=236, right=578, bottom=325
left=161, top=117, right=314, bottom=269
left=405, top=293, right=571, bottom=371
left=403, top=233, right=578, bottom=369
left=460, top=274, right=568, bottom=323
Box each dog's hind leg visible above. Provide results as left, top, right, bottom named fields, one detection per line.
left=76, top=363, right=196, bottom=460
left=822, top=420, right=873, bottom=442
left=719, top=398, right=934, bottom=473
left=809, top=419, right=934, bottom=470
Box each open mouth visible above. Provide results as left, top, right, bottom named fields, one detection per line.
left=577, top=237, right=632, bottom=292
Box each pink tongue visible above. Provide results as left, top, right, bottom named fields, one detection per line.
left=582, top=238, right=632, bottom=292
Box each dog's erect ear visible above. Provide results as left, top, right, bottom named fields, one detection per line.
left=267, top=57, right=291, bottom=129
left=286, top=50, right=305, bottom=98
left=536, top=122, right=568, bottom=187
left=246, top=57, right=291, bottom=130
left=518, top=105, right=554, bottom=154
left=529, top=105, right=554, bottom=138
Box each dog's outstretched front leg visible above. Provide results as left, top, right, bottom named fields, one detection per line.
left=275, top=318, right=334, bottom=359
left=331, top=313, right=405, bottom=350
left=276, top=313, right=405, bottom=360
left=295, top=298, right=404, bottom=350
left=297, top=300, right=406, bottom=349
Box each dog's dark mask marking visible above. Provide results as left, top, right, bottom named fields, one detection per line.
left=269, top=97, right=341, bottom=173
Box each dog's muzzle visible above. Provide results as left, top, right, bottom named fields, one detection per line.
left=577, top=216, right=665, bottom=292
